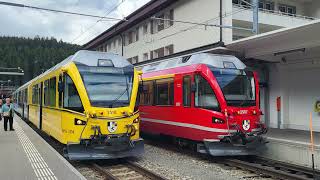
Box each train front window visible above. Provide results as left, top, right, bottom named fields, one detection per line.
left=194, top=75, right=219, bottom=111
left=212, top=68, right=256, bottom=107
left=77, top=64, right=134, bottom=108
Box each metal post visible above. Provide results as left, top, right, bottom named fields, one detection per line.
left=252, top=0, right=259, bottom=34
left=219, top=0, right=223, bottom=42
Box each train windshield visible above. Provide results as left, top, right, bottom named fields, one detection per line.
left=77, top=64, right=134, bottom=108
left=212, top=68, right=256, bottom=107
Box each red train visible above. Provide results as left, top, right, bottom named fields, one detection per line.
left=139, top=53, right=267, bottom=156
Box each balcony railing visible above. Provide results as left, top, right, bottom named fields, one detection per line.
left=233, top=4, right=316, bottom=21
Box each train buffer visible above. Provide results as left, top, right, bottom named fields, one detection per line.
left=0, top=115, right=85, bottom=180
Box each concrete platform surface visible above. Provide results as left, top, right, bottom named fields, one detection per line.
left=267, top=128, right=320, bottom=145
left=0, top=115, right=85, bottom=180
left=262, top=128, right=320, bottom=170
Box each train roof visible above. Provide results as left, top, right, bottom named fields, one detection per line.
left=14, top=50, right=132, bottom=92
left=141, top=53, right=246, bottom=73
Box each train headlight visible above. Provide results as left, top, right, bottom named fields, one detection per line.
left=133, top=118, right=140, bottom=123
left=253, top=110, right=257, bottom=115
left=212, top=118, right=224, bottom=124
left=74, top=118, right=86, bottom=125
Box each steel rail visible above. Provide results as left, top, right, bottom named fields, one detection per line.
left=222, top=158, right=319, bottom=180
left=92, top=160, right=168, bottom=180
left=125, top=160, right=168, bottom=180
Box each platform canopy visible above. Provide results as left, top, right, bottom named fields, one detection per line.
left=226, top=19, right=320, bottom=63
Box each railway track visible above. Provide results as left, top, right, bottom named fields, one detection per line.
left=144, top=136, right=320, bottom=180
left=92, top=160, right=168, bottom=180
left=220, top=157, right=320, bottom=180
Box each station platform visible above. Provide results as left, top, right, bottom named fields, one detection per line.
left=261, top=128, right=320, bottom=170
left=0, top=115, right=85, bottom=180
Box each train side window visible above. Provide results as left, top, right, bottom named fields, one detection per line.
left=32, top=85, right=39, bottom=105
left=183, top=76, right=191, bottom=107
left=44, top=80, right=50, bottom=106
left=58, top=75, right=63, bottom=108
left=155, top=78, right=174, bottom=106
left=24, top=89, right=27, bottom=103
left=63, top=74, right=84, bottom=113
left=194, top=75, right=219, bottom=111
left=139, top=81, right=154, bottom=105
left=49, top=77, right=56, bottom=107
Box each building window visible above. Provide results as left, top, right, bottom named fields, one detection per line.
left=287, top=6, right=296, bottom=15
left=118, top=38, right=122, bottom=47
left=258, top=1, right=274, bottom=11
left=139, top=81, right=154, bottom=105
left=165, top=44, right=174, bottom=56
left=279, top=4, right=296, bottom=15
left=265, top=2, right=274, bottom=11
left=155, top=78, right=174, bottom=106
left=143, top=23, right=148, bottom=35
left=135, top=27, right=139, bottom=42
left=128, top=56, right=138, bottom=64
left=143, top=53, right=148, bottom=61
left=113, top=40, right=116, bottom=49
left=151, top=9, right=174, bottom=34
left=153, top=47, right=164, bottom=59
left=128, top=32, right=133, bottom=44
left=157, top=14, right=165, bottom=32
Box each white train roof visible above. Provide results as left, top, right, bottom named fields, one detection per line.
left=141, top=53, right=246, bottom=73
left=14, top=50, right=132, bottom=92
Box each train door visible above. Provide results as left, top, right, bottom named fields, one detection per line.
left=39, top=82, right=43, bottom=130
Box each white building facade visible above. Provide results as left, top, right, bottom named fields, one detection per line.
left=84, top=0, right=318, bottom=64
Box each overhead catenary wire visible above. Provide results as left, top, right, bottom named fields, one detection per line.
left=71, top=0, right=128, bottom=44
left=0, top=1, right=125, bottom=21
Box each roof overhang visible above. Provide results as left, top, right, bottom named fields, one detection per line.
left=226, top=19, right=320, bottom=62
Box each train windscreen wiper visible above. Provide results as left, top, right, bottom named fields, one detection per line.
left=108, top=76, right=130, bottom=108
left=108, top=87, right=128, bottom=108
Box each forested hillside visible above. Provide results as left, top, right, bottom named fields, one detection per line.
left=0, top=36, right=80, bottom=85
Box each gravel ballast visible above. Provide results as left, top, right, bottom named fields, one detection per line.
left=130, top=142, right=274, bottom=180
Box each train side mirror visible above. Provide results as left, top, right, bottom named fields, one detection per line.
left=191, top=83, right=196, bottom=92
left=58, top=81, right=64, bottom=93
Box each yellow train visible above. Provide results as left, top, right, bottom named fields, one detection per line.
left=13, top=50, right=144, bottom=160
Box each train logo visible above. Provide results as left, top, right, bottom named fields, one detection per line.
left=107, top=121, right=118, bottom=133
left=242, top=120, right=250, bottom=131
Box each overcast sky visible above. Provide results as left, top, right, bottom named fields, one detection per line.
left=0, top=0, right=150, bottom=45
